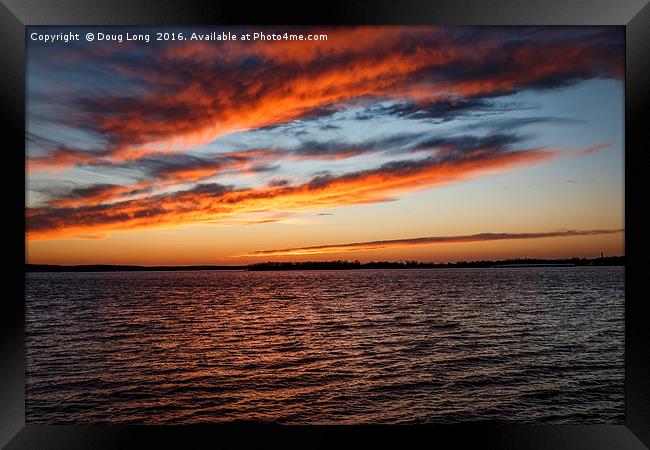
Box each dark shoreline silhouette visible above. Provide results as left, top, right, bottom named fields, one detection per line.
left=25, top=256, right=624, bottom=272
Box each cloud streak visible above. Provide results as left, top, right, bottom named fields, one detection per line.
left=27, top=26, right=623, bottom=170
left=27, top=141, right=563, bottom=240
left=25, top=26, right=623, bottom=243
left=237, top=229, right=625, bottom=257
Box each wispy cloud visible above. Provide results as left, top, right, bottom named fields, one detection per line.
left=27, top=132, right=615, bottom=240
left=27, top=141, right=563, bottom=239
left=26, top=26, right=623, bottom=241
left=28, top=26, right=622, bottom=171
left=237, top=229, right=625, bottom=257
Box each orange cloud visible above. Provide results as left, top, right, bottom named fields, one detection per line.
left=26, top=144, right=560, bottom=240
left=25, top=27, right=623, bottom=248
left=27, top=147, right=99, bottom=172
left=47, top=184, right=143, bottom=208
left=27, top=27, right=623, bottom=171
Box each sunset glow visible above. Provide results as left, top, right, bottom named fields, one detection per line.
left=26, top=26, right=624, bottom=265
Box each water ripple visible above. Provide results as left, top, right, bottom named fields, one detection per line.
left=25, top=267, right=624, bottom=424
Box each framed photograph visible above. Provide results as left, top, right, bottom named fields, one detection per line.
left=2, top=0, right=648, bottom=448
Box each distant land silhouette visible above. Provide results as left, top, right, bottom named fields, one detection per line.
left=25, top=256, right=624, bottom=272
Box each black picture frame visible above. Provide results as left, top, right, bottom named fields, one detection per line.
left=2, top=1, right=648, bottom=448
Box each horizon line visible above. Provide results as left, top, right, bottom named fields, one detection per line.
left=25, top=255, right=625, bottom=269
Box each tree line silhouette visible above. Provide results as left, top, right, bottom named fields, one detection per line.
left=26, top=256, right=624, bottom=272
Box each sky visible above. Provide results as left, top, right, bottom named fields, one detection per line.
left=25, top=26, right=625, bottom=265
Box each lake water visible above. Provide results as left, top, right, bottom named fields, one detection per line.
left=25, top=267, right=624, bottom=424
